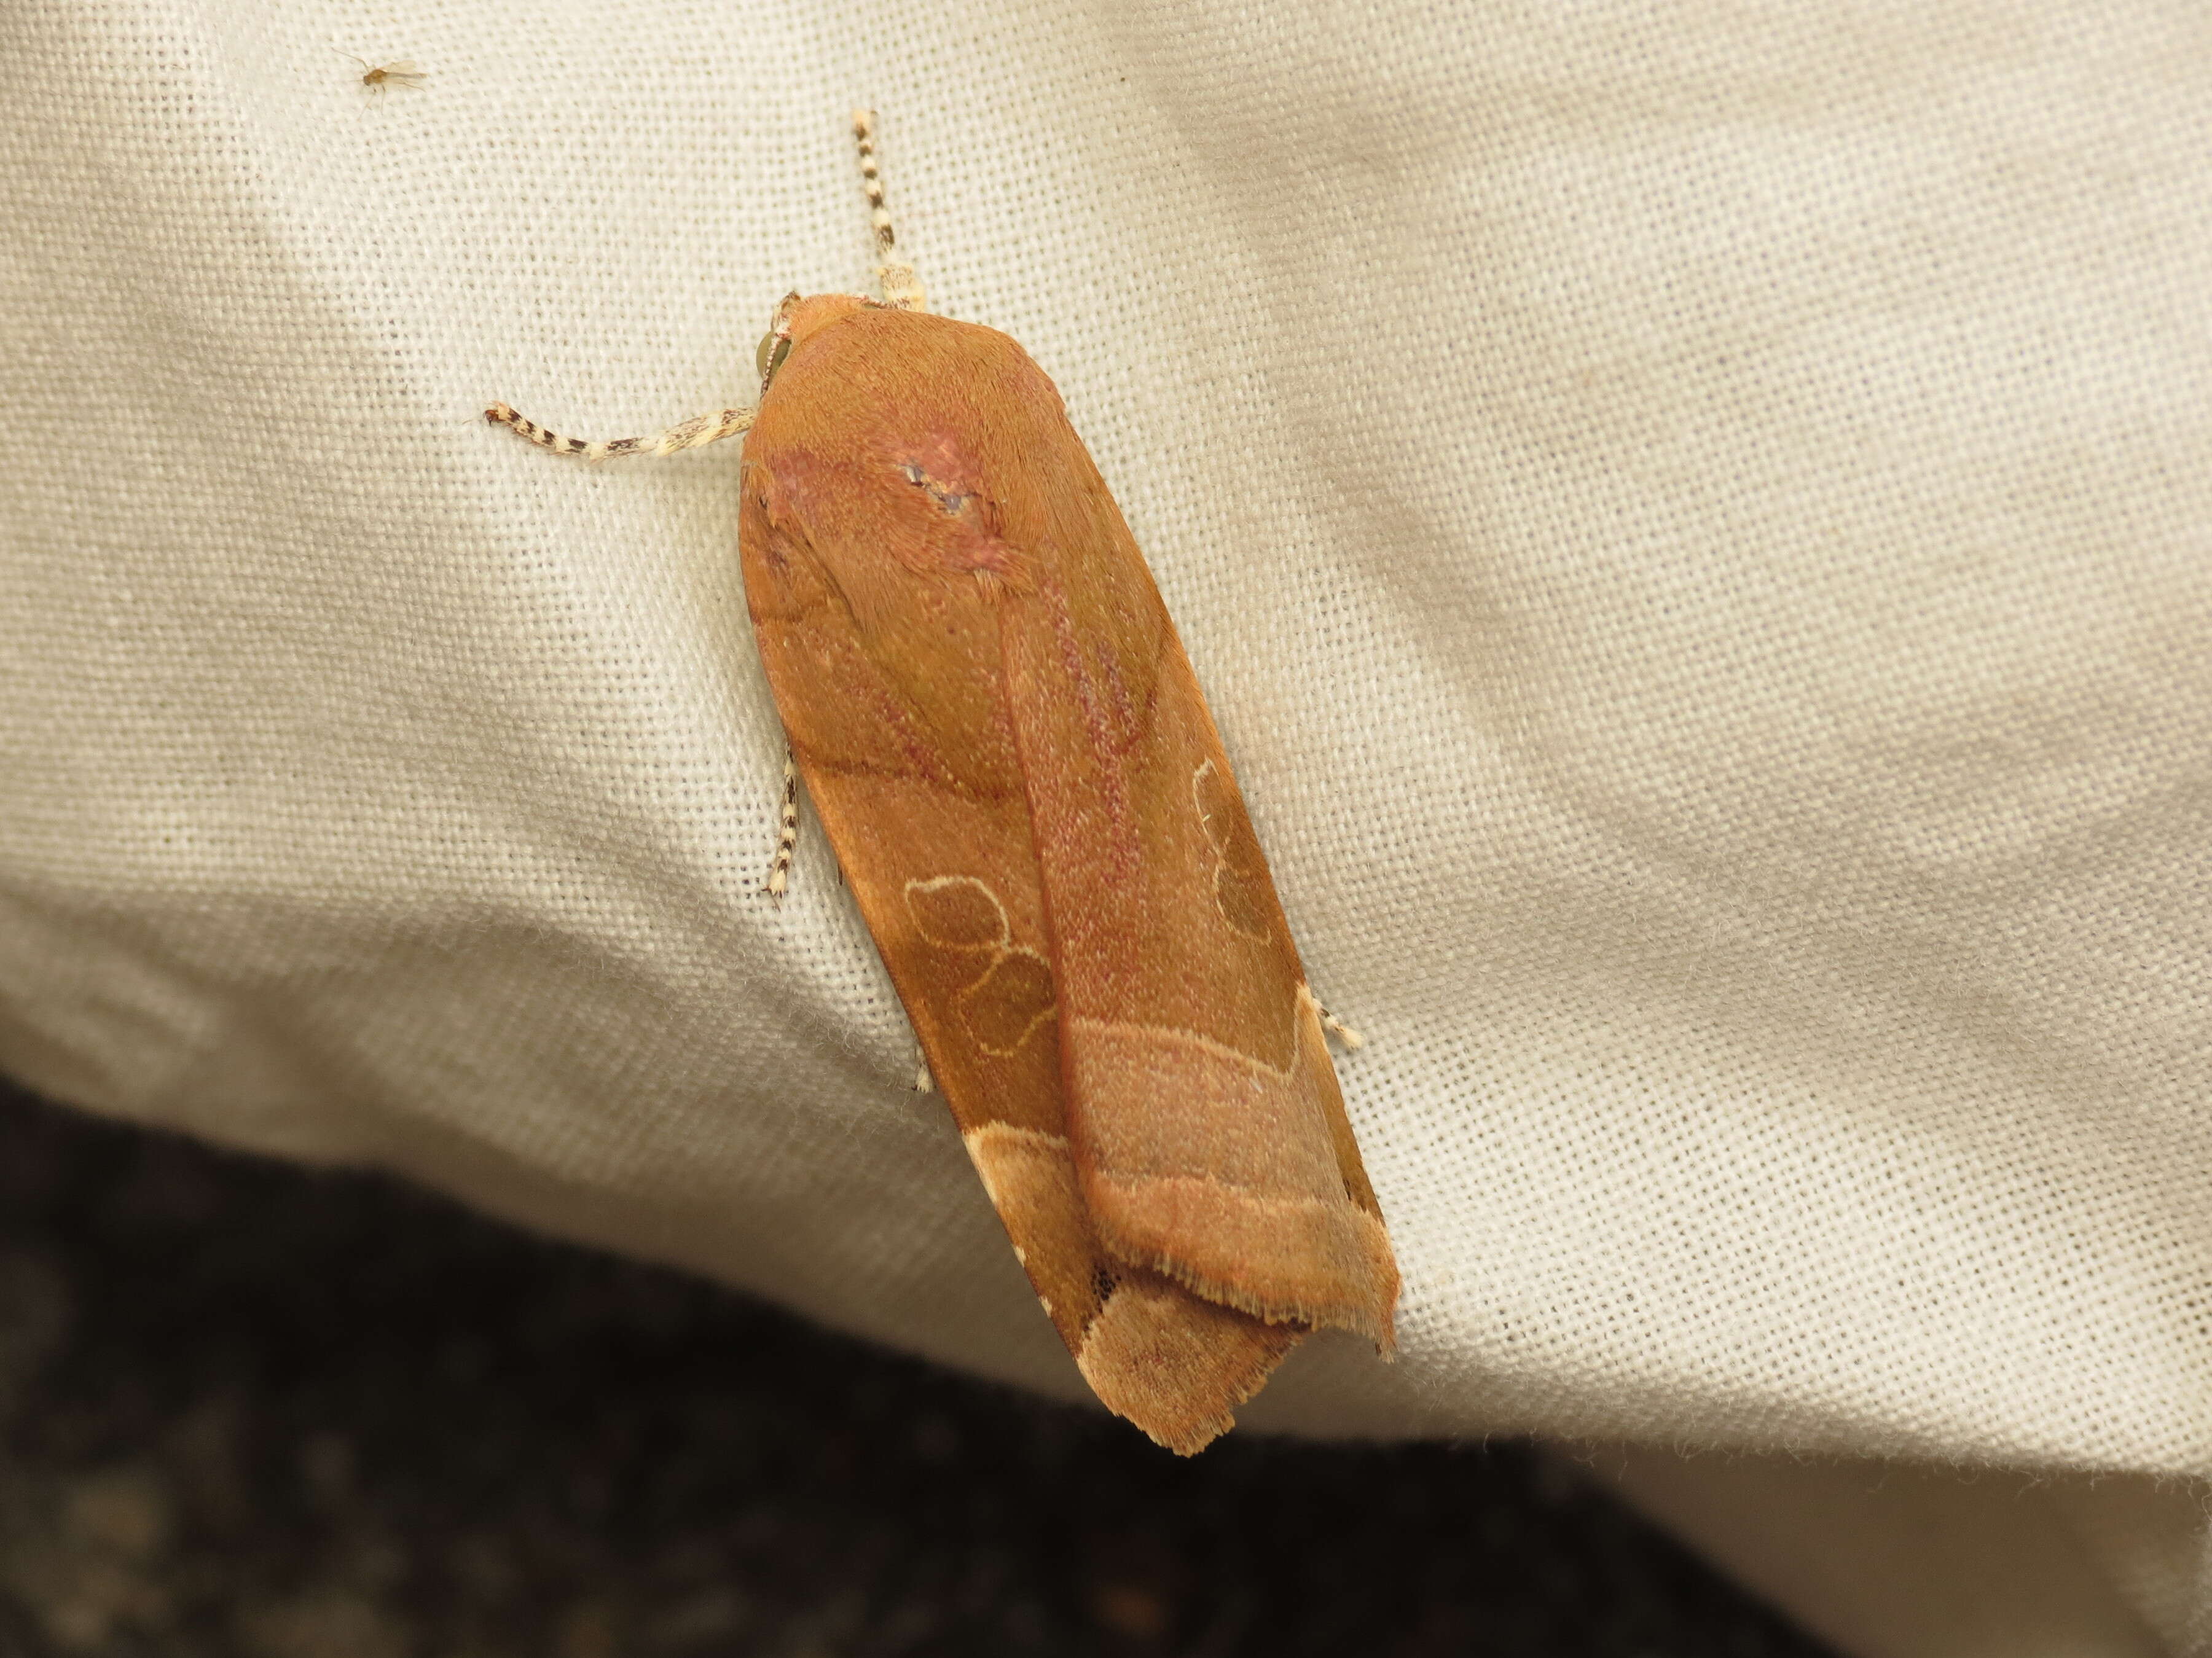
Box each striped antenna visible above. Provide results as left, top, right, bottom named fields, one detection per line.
left=853, top=110, right=925, bottom=311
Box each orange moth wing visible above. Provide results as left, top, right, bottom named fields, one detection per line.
left=739, top=295, right=1397, bottom=1452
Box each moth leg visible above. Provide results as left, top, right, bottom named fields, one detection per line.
left=484, top=401, right=754, bottom=461
left=1313, top=997, right=1365, bottom=1050
left=912, top=1050, right=935, bottom=1094
left=852, top=110, right=925, bottom=312
left=766, top=753, right=799, bottom=900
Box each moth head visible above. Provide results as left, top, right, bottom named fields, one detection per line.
left=756, top=294, right=878, bottom=396
left=755, top=291, right=803, bottom=390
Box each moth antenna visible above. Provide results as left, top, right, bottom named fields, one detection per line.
left=485, top=401, right=754, bottom=461
left=766, top=753, right=799, bottom=901
left=853, top=109, right=925, bottom=311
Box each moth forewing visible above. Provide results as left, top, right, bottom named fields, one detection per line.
left=485, top=112, right=1397, bottom=1454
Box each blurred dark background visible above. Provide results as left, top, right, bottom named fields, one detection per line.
left=0, top=1077, right=1830, bottom=1657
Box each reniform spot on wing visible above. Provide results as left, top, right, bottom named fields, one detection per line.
left=956, top=950, right=1056, bottom=1056
left=906, top=874, right=1009, bottom=951
left=906, top=877, right=1056, bottom=1055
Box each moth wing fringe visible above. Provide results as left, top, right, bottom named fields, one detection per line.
left=1095, top=1212, right=1398, bottom=1358
left=1075, top=1270, right=1306, bottom=1456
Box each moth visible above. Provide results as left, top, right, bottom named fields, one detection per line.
left=487, top=113, right=1398, bottom=1453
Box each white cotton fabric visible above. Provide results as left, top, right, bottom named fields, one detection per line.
left=4, top=2, right=2210, bottom=1649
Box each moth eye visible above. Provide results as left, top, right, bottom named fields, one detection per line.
left=756, top=330, right=793, bottom=386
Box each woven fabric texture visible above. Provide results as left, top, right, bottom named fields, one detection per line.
left=4, top=2, right=2208, bottom=1650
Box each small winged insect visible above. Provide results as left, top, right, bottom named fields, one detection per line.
left=343, top=55, right=424, bottom=93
